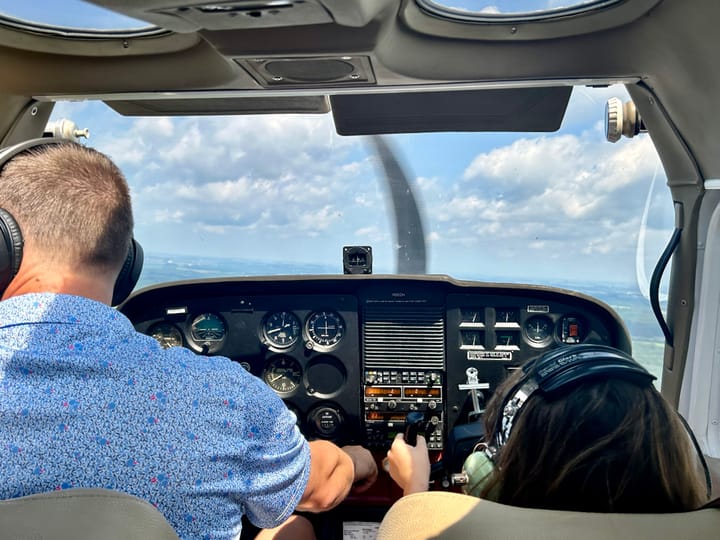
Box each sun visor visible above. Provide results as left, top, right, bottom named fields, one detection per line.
left=105, top=96, right=330, bottom=116
left=330, top=87, right=572, bottom=135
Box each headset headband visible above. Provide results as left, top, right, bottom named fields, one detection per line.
left=0, top=137, right=66, bottom=165
left=490, top=344, right=655, bottom=451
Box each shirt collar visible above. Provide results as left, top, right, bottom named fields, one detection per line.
left=0, top=292, right=134, bottom=334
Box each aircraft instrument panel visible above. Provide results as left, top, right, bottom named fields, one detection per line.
left=121, top=275, right=630, bottom=451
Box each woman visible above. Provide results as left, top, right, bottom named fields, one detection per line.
left=386, top=345, right=709, bottom=512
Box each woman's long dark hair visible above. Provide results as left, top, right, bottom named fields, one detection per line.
left=480, top=371, right=708, bottom=512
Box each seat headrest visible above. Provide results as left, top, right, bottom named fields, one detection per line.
left=376, top=491, right=720, bottom=540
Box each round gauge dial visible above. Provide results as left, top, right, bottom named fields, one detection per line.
left=263, top=356, right=303, bottom=394
left=524, top=315, right=553, bottom=344
left=307, top=311, right=345, bottom=348
left=149, top=322, right=183, bottom=349
left=190, top=313, right=226, bottom=342
left=263, top=311, right=301, bottom=348
left=308, top=405, right=343, bottom=438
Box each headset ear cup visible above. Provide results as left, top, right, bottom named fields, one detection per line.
left=462, top=450, right=497, bottom=499
left=0, top=208, right=23, bottom=295
left=111, top=238, right=144, bottom=306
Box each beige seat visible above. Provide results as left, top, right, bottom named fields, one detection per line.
left=0, top=488, right=179, bottom=540
left=376, top=491, right=720, bottom=540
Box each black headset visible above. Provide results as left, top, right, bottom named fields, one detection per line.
left=0, top=138, right=143, bottom=306
left=474, top=343, right=712, bottom=498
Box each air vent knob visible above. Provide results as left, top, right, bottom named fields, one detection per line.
left=605, top=97, right=647, bottom=143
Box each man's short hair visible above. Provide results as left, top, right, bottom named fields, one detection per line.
left=0, top=142, right=133, bottom=271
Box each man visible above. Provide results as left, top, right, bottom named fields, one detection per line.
left=0, top=140, right=377, bottom=538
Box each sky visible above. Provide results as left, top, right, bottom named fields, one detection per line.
left=426, top=0, right=610, bottom=15
left=2, top=0, right=676, bottom=290
left=47, top=85, right=675, bottom=290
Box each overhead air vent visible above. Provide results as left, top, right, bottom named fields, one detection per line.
left=237, top=56, right=375, bottom=87
left=155, top=0, right=332, bottom=30
left=363, top=305, right=445, bottom=370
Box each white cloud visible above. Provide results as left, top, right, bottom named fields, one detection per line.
left=197, top=223, right=229, bottom=235
left=52, top=85, right=674, bottom=284
left=355, top=225, right=390, bottom=243
left=135, top=117, right=175, bottom=138
left=153, top=209, right=184, bottom=223
left=297, top=205, right=343, bottom=236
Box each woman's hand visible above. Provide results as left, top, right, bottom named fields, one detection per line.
left=385, top=433, right=431, bottom=495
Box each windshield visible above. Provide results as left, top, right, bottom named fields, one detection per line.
left=49, top=84, right=674, bottom=377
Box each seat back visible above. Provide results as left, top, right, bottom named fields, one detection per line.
left=0, top=488, right=179, bottom=540
left=376, top=491, right=720, bottom=540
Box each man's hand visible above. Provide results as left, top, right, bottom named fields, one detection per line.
left=342, top=445, right=378, bottom=493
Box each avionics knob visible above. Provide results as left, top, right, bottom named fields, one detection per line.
left=387, top=400, right=397, bottom=410
left=428, top=400, right=437, bottom=410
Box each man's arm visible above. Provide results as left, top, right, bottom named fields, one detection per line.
left=295, top=440, right=377, bottom=512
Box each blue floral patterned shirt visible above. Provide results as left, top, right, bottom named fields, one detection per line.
left=0, top=293, right=310, bottom=539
